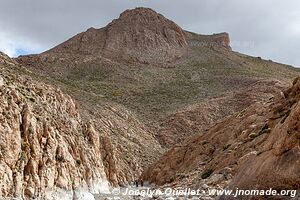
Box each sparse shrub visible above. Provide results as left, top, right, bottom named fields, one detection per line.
left=203, top=157, right=213, bottom=163
left=169, top=175, right=176, bottom=183
left=76, top=159, right=81, bottom=165
left=201, top=169, right=214, bottom=179
left=111, top=90, right=123, bottom=97
left=223, top=144, right=231, bottom=151
left=19, top=151, right=27, bottom=162
left=258, top=124, right=271, bottom=135
left=55, top=155, right=65, bottom=162
left=28, top=126, right=34, bottom=134
left=21, top=139, right=30, bottom=151
left=28, top=96, right=36, bottom=102
left=281, top=110, right=291, bottom=124
left=249, top=132, right=259, bottom=139
left=249, top=124, right=271, bottom=140
left=176, top=173, right=186, bottom=179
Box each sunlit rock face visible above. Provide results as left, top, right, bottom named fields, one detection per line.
left=0, top=52, right=110, bottom=199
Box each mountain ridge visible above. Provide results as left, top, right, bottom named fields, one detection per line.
left=17, top=7, right=231, bottom=68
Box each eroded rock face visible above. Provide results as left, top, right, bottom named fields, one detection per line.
left=102, top=7, right=188, bottom=63
left=186, top=32, right=231, bottom=50
left=143, top=77, right=300, bottom=199
left=16, top=7, right=231, bottom=71
left=0, top=52, right=164, bottom=199
left=23, top=7, right=187, bottom=65
left=220, top=77, right=300, bottom=199
left=90, top=103, right=164, bottom=186
left=0, top=53, right=109, bottom=199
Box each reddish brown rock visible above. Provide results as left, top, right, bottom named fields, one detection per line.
left=143, top=77, right=300, bottom=199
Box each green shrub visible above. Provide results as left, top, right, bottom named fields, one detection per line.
left=55, top=155, right=65, bottom=162
left=76, top=159, right=81, bottom=165
left=223, top=144, right=231, bottom=151
left=201, top=169, right=214, bottom=179
left=281, top=110, right=291, bottom=124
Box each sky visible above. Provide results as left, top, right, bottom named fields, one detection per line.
left=0, top=0, right=300, bottom=66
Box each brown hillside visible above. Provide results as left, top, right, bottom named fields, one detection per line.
left=142, top=76, right=300, bottom=199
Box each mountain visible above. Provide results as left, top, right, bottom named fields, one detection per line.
left=16, top=8, right=300, bottom=149
left=6, top=6, right=300, bottom=199
left=49, top=7, right=188, bottom=64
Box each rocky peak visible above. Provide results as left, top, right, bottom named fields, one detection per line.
left=103, top=7, right=188, bottom=63
left=107, top=7, right=187, bottom=47
left=39, top=7, right=188, bottom=65
left=17, top=7, right=232, bottom=67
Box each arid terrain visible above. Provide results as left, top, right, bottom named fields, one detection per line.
left=0, top=7, right=300, bottom=200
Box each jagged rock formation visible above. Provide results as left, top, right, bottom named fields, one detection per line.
left=101, top=7, right=188, bottom=63
left=0, top=53, right=110, bottom=199
left=221, top=77, right=300, bottom=199
left=87, top=103, right=163, bottom=186
left=142, top=77, right=300, bottom=199
left=0, top=52, right=163, bottom=200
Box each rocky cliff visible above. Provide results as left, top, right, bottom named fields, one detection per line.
left=0, top=52, right=111, bottom=199
left=143, top=77, right=300, bottom=199
left=0, top=51, right=165, bottom=199
left=86, top=103, right=163, bottom=186
left=186, top=31, right=231, bottom=50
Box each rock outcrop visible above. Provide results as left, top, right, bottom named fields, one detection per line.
left=88, top=103, right=164, bottom=186
left=102, top=7, right=188, bottom=63
left=186, top=31, right=231, bottom=50
left=143, top=77, right=300, bottom=199
left=16, top=7, right=232, bottom=72
left=220, top=77, right=300, bottom=199
left=0, top=53, right=110, bottom=199
left=19, top=7, right=188, bottom=66
left=0, top=52, right=164, bottom=200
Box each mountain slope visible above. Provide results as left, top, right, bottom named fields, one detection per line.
left=16, top=8, right=300, bottom=150
left=142, top=76, right=300, bottom=199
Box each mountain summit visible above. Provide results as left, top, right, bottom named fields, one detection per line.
left=104, top=7, right=188, bottom=63
left=42, top=7, right=188, bottom=64
left=18, top=7, right=231, bottom=67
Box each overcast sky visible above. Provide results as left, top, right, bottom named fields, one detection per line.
left=0, top=0, right=300, bottom=66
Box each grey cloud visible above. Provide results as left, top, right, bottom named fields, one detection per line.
left=0, top=0, right=299, bottom=66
